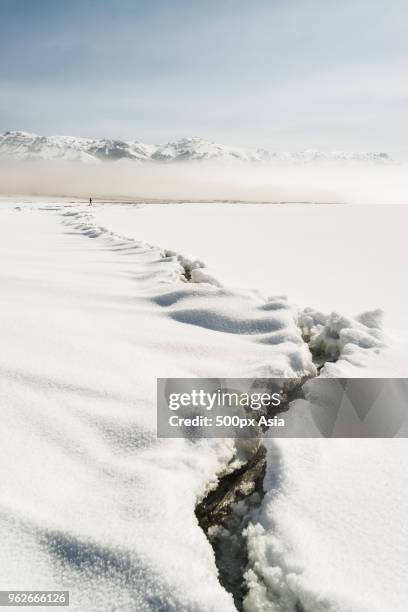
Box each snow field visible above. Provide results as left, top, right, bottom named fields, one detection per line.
left=1, top=201, right=406, bottom=612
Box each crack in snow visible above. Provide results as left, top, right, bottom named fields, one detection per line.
left=55, top=203, right=386, bottom=612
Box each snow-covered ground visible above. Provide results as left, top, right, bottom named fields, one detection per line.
left=1, top=200, right=407, bottom=612
left=93, top=202, right=408, bottom=375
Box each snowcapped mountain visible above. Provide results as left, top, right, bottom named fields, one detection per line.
left=0, top=131, right=155, bottom=163
left=0, top=130, right=392, bottom=165
left=151, top=136, right=269, bottom=163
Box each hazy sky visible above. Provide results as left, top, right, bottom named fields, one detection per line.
left=0, top=0, right=407, bottom=156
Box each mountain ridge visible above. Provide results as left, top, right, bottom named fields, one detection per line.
left=0, top=130, right=392, bottom=165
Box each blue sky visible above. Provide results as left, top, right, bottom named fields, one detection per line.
left=0, top=0, right=407, bottom=155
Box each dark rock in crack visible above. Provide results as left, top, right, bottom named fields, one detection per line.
left=196, top=443, right=266, bottom=532
left=196, top=443, right=266, bottom=610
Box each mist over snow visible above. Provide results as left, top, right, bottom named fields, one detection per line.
left=2, top=130, right=406, bottom=204
left=1, top=157, right=408, bottom=205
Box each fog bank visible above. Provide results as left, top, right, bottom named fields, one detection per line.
left=0, top=160, right=407, bottom=204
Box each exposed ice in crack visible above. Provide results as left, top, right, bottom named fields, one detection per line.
left=195, top=442, right=267, bottom=611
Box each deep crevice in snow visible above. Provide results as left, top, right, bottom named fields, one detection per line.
left=194, top=375, right=317, bottom=611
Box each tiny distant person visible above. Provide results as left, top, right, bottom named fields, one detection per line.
left=89, top=197, right=93, bottom=206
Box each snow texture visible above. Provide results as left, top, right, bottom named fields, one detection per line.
left=244, top=436, right=408, bottom=612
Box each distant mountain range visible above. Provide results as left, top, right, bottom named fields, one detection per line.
left=0, top=130, right=392, bottom=165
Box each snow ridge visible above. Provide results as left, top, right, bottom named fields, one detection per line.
left=59, top=205, right=317, bottom=380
